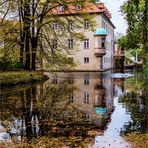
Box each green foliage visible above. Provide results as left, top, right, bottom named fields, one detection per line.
left=118, top=35, right=127, bottom=50
left=121, top=0, right=148, bottom=72
left=119, top=73, right=148, bottom=134
left=0, top=57, right=23, bottom=71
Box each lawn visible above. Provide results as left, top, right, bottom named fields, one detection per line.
left=0, top=71, right=49, bottom=87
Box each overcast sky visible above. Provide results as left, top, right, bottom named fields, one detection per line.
left=101, top=0, right=127, bottom=35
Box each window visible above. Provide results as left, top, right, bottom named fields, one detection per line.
left=68, top=39, right=74, bottom=49
left=68, top=21, right=74, bottom=30
left=84, top=75, right=89, bottom=85
left=68, top=94, right=74, bottom=103
left=52, top=39, right=57, bottom=51
left=84, top=92, right=89, bottom=104
left=105, top=24, right=107, bottom=30
left=84, top=57, right=89, bottom=63
left=84, top=19, right=89, bottom=29
left=67, top=76, right=74, bottom=84
left=102, top=20, right=105, bottom=29
left=76, top=4, right=81, bottom=10
left=98, top=38, right=101, bottom=47
left=104, top=58, right=111, bottom=63
left=101, top=38, right=106, bottom=48
left=84, top=113, right=90, bottom=121
left=68, top=57, right=73, bottom=62
left=60, top=5, right=65, bottom=11
left=52, top=75, right=58, bottom=84
left=52, top=21, right=59, bottom=30
left=84, top=39, right=89, bottom=49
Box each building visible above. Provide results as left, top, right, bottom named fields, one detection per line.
left=44, top=0, right=115, bottom=71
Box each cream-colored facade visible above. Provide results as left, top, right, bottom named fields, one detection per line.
left=67, top=13, right=115, bottom=71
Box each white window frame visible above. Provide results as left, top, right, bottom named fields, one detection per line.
left=84, top=57, right=89, bottom=63
left=68, top=57, right=73, bottom=62
left=52, top=21, right=59, bottom=30
left=84, top=92, right=89, bottom=104
left=84, top=39, right=89, bottom=49
left=101, top=38, right=106, bottom=48
left=84, top=75, right=89, bottom=85
left=68, top=39, right=74, bottom=49
left=84, top=19, right=90, bottom=29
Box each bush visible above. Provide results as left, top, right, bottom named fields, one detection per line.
left=0, top=57, right=23, bottom=71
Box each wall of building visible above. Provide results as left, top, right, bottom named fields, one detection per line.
left=43, top=12, right=115, bottom=71
left=66, top=14, right=115, bottom=71
left=101, top=15, right=114, bottom=70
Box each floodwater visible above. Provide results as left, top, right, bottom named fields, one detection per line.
left=0, top=71, right=147, bottom=147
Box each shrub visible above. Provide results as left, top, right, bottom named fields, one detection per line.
left=0, top=57, right=23, bottom=71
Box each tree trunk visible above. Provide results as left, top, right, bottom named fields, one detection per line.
left=24, top=0, right=31, bottom=70
left=31, top=37, right=38, bottom=71
left=32, top=51, right=36, bottom=70
left=25, top=33, right=31, bottom=70
left=20, top=46, right=24, bottom=65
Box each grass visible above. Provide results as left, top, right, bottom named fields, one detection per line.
left=0, top=136, right=93, bottom=148
left=0, top=71, right=49, bottom=88
left=124, top=132, right=148, bottom=148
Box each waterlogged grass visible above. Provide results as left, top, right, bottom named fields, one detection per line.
left=0, top=71, right=48, bottom=87
left=124, top=132, right=148, bottom=148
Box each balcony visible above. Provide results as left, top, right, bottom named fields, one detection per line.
left=94, top=48, right=106, bottom=56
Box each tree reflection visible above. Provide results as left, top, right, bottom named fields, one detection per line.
left=118, top=74, right=147, bottom=135
left=0, top=73, right=114, bottom=147
left=0, top=83, right=98, bottom=146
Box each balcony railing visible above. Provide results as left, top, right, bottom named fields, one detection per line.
left=94, top=48, right=106, bottom=56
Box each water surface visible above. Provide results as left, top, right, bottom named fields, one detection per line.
left=0, top=71, right=147, bottom=147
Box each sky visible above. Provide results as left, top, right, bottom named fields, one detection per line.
left=101, top=0, right=127, bottom=35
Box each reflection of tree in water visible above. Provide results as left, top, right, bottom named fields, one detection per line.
left=0, top=82, right=103, bottom=146
left=118, top=75, right=147, bottom=135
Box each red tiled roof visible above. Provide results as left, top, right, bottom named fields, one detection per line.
left=51, top=2, right=112, bottom=19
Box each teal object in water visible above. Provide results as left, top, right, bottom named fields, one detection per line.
left=95, top=28, right=107, bottom=35
left=96, top=107, right=107, bottom=115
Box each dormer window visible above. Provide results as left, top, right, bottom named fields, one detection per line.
left=60, top=5, right=65, bottom=11
left=76, top=4, right=81, bottom=10
left=96, top=0, right=100, bottom=3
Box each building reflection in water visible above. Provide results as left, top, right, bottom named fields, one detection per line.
left=47, top=72, right=114, bottom=128
left=0, top=72, right=114, bottom=146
